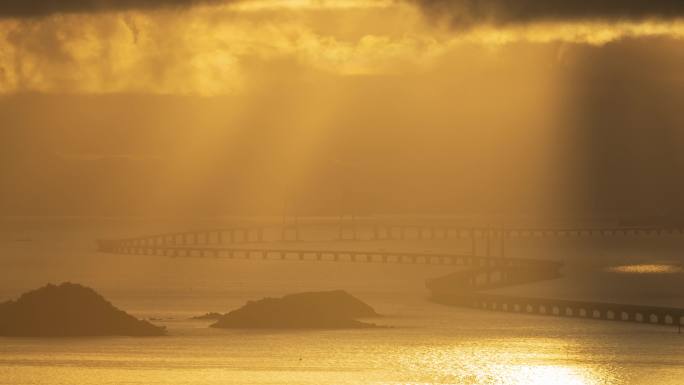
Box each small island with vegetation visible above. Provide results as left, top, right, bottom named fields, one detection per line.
left=0, top=282, right=166, bottom=337
left=211, top=290, right=382, bottom=329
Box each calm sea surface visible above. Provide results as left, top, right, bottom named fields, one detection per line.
left=1, top=218, right=683, bottom=384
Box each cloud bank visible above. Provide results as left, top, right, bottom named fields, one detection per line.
left=1, top=1, right=684, bottom=96
left=5, top=1, right=684, bottom=24
left=413, top=0, right=684, bottom=26
left=0, top=0, right=228, bottom=18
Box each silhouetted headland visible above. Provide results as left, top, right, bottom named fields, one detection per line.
left=211, top=290, right=381, bottom=329
left=0, top=283, right=165, bottom=337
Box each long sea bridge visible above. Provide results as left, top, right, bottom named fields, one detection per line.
left=97, top=221, right=684, bottom=332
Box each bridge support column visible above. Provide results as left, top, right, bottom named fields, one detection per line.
left=471, top=229, right=476, bottom=256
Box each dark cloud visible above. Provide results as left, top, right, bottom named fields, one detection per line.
left=0, top=0, right=230, bottom=18
left=413, top=0, right=684, bottom=25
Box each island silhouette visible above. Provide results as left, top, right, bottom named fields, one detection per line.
left=210, top=290, right=381, bottom=329
left=0, top=283, right=165, bottom=337
left=191, top=312, right=223, bottom=320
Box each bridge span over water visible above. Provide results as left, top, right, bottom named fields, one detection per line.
left=97, top=224, right=684, bottom=333
left=98, top=222, right=684, bottom=259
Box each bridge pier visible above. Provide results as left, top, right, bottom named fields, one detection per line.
left=471, top=229, right=476, bottom=255
left=379, top=226, right=389, bottom=240
left=445, top=293, right=684, bottom=332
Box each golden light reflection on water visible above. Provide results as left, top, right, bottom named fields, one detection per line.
left=395, top=336, right=617, bottom=385
left=606, top=264, right=684, bottom=274
left=502, top=365, right=598, bottom=385
left=0, top=320, right=658, bottom=385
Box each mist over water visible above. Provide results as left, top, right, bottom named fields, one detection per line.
left=1, top=217, right=683, bottom=384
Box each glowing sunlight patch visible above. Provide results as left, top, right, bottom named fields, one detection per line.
left=606, top=264, right=684, bottom=274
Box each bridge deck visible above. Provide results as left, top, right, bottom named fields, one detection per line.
left=97, top=227, right=684, bottom=332
left=102, top=223, right=684, bottom=249
left=97, top=242, right=553, bottom=267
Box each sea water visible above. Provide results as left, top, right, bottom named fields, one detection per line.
left=0, top=218, right=682, bottom=385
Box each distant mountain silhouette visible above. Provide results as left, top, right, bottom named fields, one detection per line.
left=211, top=290, right=381, bottom=329
left=0, top=283, right=165, bottom=337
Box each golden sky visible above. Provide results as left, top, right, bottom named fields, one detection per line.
left=1, top=0, right=684, bottom=217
